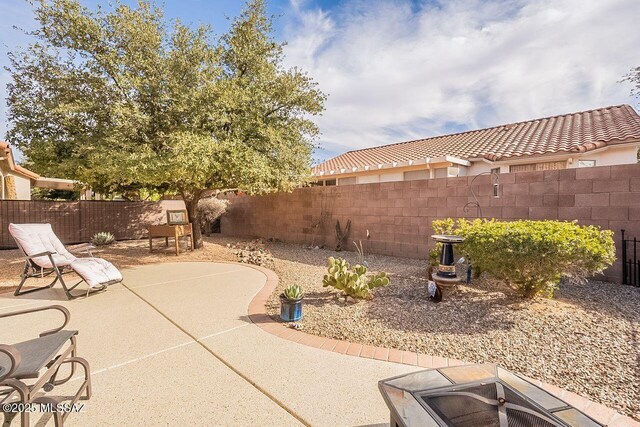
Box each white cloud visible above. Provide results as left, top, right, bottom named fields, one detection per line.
left=2, top=0, right=639, bottom=165
left=282, top=0, right=640, bottom=161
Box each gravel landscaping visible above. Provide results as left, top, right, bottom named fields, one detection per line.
left=1, top=236, right=638, bottom=420
left=262, top=241, right=639, bottom=420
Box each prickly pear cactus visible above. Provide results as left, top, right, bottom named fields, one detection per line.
left=322, top=257, right=390, bottom=299
left=368, top=272, right=390, bottom=289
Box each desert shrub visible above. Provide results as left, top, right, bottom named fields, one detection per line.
left=197, top=197, right=229, bottom=234
left=435, top=219, right=615, bottom=298
left=322, top=256, right=389, bottom=299
left=91, top=231, right=115, bottom=246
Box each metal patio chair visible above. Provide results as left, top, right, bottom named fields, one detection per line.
left=8, top=223, right=123, bottom=300
left=0, top=305, right=91, bottom=427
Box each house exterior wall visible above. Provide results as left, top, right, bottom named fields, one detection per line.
left=467, top=162, right=506, bottom=175
left=320, top=144, right=638, bottom=185
left=569, top=145, right=638, bottom=168
left=0, top=162, right=32, bottom=200
left=10, top=172, right=32, bottom=200
left=222, top=163, right=640, bottom=284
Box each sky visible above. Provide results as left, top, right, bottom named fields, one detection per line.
left=0, top=0, right=639, bottom=165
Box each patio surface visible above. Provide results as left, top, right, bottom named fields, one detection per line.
left=0, top=262, right=417, bottom=426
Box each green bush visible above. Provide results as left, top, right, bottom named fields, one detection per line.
left=433, top=219, right=615, bottom=298
left=91, top=231, right=115, bottom=246
left=322, top=257, right=390, bottom=299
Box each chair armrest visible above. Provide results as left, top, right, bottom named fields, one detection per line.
left=0, top=344, right=21, bottom=381
left=25, top=251, right=57, bottom=259
left=68, top=243, right=96, bottom=255
left=0, top=305, right=70, bottom=337
left=24, top=251, right=61, bottom=271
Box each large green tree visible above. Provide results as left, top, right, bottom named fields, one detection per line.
left=6, top=0, right=325, bottom=247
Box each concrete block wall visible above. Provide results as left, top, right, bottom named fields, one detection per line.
left=222, top=163, right=640, bottom=283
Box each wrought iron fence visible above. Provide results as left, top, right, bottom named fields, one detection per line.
left=621, top=229, right=640, bottom=286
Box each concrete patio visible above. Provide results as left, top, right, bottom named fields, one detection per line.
left=0, top=262, right=418, bottom=426
left=2, top=261, right=637, bottom=426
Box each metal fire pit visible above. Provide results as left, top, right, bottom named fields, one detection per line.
left=379, top=363, right=603, bottom=427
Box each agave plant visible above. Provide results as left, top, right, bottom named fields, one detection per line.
left=283, top=284, right=303, bottom=300
left=91, top=231, right=115, bottom=246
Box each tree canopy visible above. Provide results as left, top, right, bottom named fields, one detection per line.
left=6, top=0, right=326, bottom=247
left=623, top=66, right=640, bottom=107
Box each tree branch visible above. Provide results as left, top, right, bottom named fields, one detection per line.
left=85, top=35, right=130, bottom=101
left=264, top=103, right=288, bottom=118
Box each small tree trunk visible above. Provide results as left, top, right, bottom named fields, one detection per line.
left=184, top=196, right=203, bottom=249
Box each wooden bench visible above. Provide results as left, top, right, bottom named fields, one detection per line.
left=147, top=224, right=194, bottom=256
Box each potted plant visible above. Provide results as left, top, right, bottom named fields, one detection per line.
left=280, top=284, right=303, bottom=322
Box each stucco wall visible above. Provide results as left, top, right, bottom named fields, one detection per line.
left=467, top=162, right=508, bottom=175
left=1, top=162, right=33, bottom=200
left=569, top=145, right=638, bottom=168
left=10, top=172, right=32, bottom=200
left=325, top=144, right=639, bottom=185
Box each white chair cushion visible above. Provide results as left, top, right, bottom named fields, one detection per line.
left=8, top=223, right=76, bottom=268
left=70, top=258, right=123, bottom=288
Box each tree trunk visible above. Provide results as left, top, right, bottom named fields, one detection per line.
left=184, top=196, right=204, bottom=249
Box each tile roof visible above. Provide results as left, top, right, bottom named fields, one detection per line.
left=314, top=104, right=640, bottom=174
left=1, top=141, right=40, bottom=180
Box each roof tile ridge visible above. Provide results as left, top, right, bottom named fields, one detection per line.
left=330, top=105, right=633, bottom=158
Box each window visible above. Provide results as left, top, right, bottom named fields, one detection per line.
left=403, top=170, right=429, bottom=181
left=509, top=161, right=566, bottom=173
left=577, top=160, right=596, bottom=168
left=447, top=166, right=460, bottom=177
left=338, top=177, right=356, bottom=185
left=434, top=168, right=448, bottom=178
left=491, top=167, right=500, bottom=174
left=324, top=179, right=336, bottom=186
left=357, top=174, right=380, bottom=184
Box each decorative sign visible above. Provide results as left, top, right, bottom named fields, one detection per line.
left=166, top=210, right=188, bottom=225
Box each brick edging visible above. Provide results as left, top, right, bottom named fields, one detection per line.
left=245, top=263, right=639, bottom=427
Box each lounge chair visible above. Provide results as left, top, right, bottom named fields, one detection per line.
left=0, top=305, right=91, bottom=427
left=8, top=223, right=123, bottom=300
